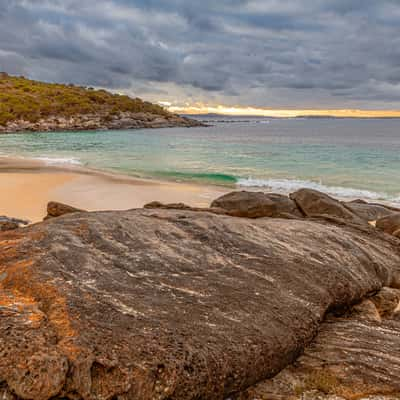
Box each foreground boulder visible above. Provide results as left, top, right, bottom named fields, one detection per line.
left=210, top=191, right=302, bottom=218
left=1, top=209, right=400, bottom=399
left=290, top=189, right=365, bottom=224
left=376, top=213, right=400, bottom=237
left=45, top=201, right=85, bottom=220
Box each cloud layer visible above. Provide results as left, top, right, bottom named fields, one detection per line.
left=1, top=0, right=400, bottom=108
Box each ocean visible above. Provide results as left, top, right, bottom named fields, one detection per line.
left=1, top=116, right=399, bottom=204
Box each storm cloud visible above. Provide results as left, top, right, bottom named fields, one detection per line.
left=1, top=0, right=400, bottom=108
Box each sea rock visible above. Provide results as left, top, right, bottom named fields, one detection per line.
left=290, top=189, right=365, bottom=224
left=370, top=287, right=400, bottom=317
left=344, top=200, right=398, bottom=222
left=144, top=201, right=228, bottom=215
left=1, top=209, right=400, bottom=399
left=1, top=112, right=203, bottom=134
left=376, top=213, right=400, bottom=236
left=210, top=191, right=302, bottom=218
left=0, top=221, right=19, bottom=231
left=350, top=299, right=381, bottom=322
left=0, top=216, right=29, bottom=231
left=45, top=201, right=85, bottom=220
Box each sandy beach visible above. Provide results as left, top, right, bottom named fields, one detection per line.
left=0, top=157, right=229, bottom=223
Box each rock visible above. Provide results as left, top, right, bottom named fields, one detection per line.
left=45, top=201, right=85, bottom=219
left=144, top=201, right=228, bottom=215
left=144, top=201, right=197, bottom=211
left=0, top=216, right=29, bottom=231
left=1, top=112, right=203, bottom=134
left=210, top=191, right=302, bottom=218
left=370, top=287, right=400, bottom=317
left=0, top=221, right=19, bottom=231
left=351, top=299, right=381, bottom=322
left=290, top=189, right=364, bottom=224
left=344, top=200, right=398, bottom=222
left=376, top=213, right=400, bottom=236
left=393, top=229, right=400, bottom=238
left=239, top=310, right=400, bottom=399
left=1, top=209, right=400, bottom=399
left=392, top=312, right=400, bottom=321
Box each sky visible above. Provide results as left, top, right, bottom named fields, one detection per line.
left=1, top=0, right=400, bottom=113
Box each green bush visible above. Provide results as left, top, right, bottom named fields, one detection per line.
left=0, top=74, right=171, bottom=125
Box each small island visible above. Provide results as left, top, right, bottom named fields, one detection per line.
left=0, top=73, right=201, bottom=133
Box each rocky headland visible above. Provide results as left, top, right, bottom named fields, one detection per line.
left=0, top=73, right=202, bottom=133
left=1, top=189, right=400, bottom=399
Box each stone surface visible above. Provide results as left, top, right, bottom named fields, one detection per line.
left=370, top=287, right=400, bottom=317
left=0, top=216, right=29, bottom=231
left=0, top=112, right=203, bottom=134
left=1, top=209, right=400, bottom=399
left=45, top=201, right=85, bottom=219
left=0, top=221, right=19, bottom=231
left=344, top=200, right=398, bottom=222
left=238, top=304, right=400, bottom=399
left=290, top=189, right=364, bottom=224
left=351, top=299, right=381, bottom=322
left=210, top=191, right=303, bottom=218
left=376, top=213, right=400, bottom=236
left=144, top=201, right=228, bottom=215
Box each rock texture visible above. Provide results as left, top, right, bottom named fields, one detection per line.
left=0, top=216, right=29, bottom=231
left=344, top=200, right=399, bottom=222
left=290, top=189, right=365, bottom=224
left=376, top=213, right=400, bottom=236
left=239, top=289, right=400, bottom=400
left=1, top=208, right=400, bottom=400
left=0, top=112, right=201, bottom=133
left=45, top=201, right=85, bottom=220
left=210, top=191, right=302, bottom=218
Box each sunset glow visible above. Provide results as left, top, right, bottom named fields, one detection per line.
left=169, top=104, right=400, bottom=118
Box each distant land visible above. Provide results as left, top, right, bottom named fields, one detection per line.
left=0, top=73, right=201, bottom=133
left=171, top=105, right=400, bottom=118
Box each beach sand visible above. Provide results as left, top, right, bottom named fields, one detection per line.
left=0, top=158, right=229, bottom=223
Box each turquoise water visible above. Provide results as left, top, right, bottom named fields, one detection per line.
left=0, top=116, right=399, bottom=203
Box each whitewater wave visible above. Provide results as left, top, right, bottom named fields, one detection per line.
left=237, top=177, right=391, bottom=202
left=33, top=156, right=82, bottom=166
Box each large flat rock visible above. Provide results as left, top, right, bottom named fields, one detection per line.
left=1, top=209, right=400, bottom=399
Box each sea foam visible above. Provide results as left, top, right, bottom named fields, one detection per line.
left=33, top=156, right=82, bottom=166
left=237, top=177, right=388, bottom=201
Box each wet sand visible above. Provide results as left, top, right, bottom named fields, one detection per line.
left=0, top=157, right=229, bottom=223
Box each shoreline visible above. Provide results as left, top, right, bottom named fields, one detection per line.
left=0, top=157, right=229, bottom=223
left=1, top=156, right=399, bottom=223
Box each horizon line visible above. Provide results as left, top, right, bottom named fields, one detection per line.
left=167, top=105, right=400, bottom=118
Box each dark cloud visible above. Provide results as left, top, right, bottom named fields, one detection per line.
left=0, top=0, right=399, bottom=108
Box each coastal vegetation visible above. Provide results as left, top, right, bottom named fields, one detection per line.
left=0, top=72, right=169, bottom=126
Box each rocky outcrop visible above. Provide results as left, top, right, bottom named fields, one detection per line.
left=290, top=189, right=367, bottom=224
left=144, top=201, right=228, bottom=215
left=344, top=199, right=399, bottom=222
left=1, top=208, right=400, bottom=399
left=239, top=288, right=400, bottom=400
left=45, top=201, right=85, bottom=220
left=376, top=213, right=400, bottom=236
left=210, top=191, right=303, bottom=218
left=0, top=216, right=29, bottom=231
left=0, top=112, right=202, bottom=134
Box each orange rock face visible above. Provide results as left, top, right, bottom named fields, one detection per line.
left=0, top=209, right=400, bottom=399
